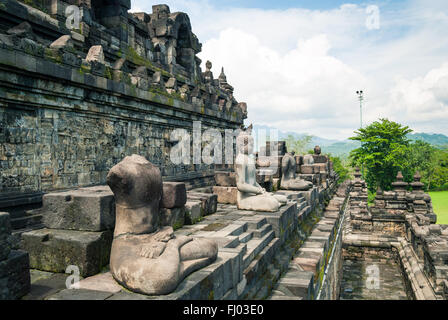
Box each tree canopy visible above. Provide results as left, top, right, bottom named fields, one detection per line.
left=349, top=118, right=412, bottom=192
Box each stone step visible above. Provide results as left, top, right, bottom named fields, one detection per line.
left=239, top=216, right=268, bottom=231
left=253, top=224, right=273, bottom=238
left=213, top=222, right=248, bottom=237
left=12, top=223, right=44, bottom=237
left=297, top=201, right=307, bottom=212
left=10, top=213, right=43, bottom=230
left=269, top=294, right=303, bottom=300
left=238, top=231, right=253, bottom=244
left=242, top=230, right=275, bottom=270
left=276, top=270, right=314, bottom=299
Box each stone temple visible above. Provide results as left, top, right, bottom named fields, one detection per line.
left=0, top=0, right=447, bottom=301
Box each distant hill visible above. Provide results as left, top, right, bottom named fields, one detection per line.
left=252, top=124, right=448, bottom=158
left=408, top=133, right=448, bottom=147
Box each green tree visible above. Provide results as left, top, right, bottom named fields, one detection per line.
left=406, top=141, right=438, bottom=190
left=328, top=154, right=350, bottom=182
left=285, top=134, right=313, bottom=155
left=349, top=118, right=412, bottom=192
left=431, top=148, right=448, bottom=191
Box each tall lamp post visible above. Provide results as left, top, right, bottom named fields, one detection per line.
left=356, top=90, right=364, bottom=178
left=356, top=90, right=364, bottom=129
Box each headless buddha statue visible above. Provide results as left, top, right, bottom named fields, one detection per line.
left=107, top=155, right=217, bottom=295
left=235, top=127, right=287, bottom=212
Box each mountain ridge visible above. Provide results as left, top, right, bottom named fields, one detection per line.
left=253, top=124, right=448, bottom=157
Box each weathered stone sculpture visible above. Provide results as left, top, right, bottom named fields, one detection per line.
left=280, top=152, right=313, bottom=191
left=235, top=127, right=287, bottom=212
left=106, top=155, right=218, bottom=295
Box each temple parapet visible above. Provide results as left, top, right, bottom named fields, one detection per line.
left=0, top=1, right=246, bottom=118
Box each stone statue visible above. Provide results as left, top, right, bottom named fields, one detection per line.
left=303, top=154, right=314, bottom=165
left=203, top=60, right=214, bottom=83
left=280, top=152, right=313, bottom=191
left=106, top=155, right=218, bottom=295
left=235, top=126, right=287, bottom=212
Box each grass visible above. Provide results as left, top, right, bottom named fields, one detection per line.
left=429, top=191, right=448, bottom=225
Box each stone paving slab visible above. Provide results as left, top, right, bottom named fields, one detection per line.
left=47, top=288, right=114, bottom=300
left=72, top=272, right=122, bottom=293
left=23, top=272, right=68, bottom=300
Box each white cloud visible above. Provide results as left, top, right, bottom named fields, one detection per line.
left=388, top=62, right=448, bottom=133
left=131, top=0, right=448, bottom=140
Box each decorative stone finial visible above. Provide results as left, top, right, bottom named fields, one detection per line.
left=411, top=171, right=424, bottom=192
left=392, top=171, right=408, bottom=191
left=219, top=67, right=227, bottom=82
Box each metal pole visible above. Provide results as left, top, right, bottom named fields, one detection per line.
left=356, top=91, right=364, bottom=178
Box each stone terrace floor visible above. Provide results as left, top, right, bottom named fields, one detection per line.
left=22, top=202, right=299, bottom=300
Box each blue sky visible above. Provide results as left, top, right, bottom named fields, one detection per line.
left=132, top=0, right=448, bottom=140
left=196, top=0, right=403, bottom=10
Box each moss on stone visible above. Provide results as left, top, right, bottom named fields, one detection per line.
left=104, top=67, right=113, bottom=80
left=201, top=223, right=227, bottom=232
left=44, top=48, right=63, bottom=64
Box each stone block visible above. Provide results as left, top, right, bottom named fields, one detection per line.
left=0, top=212, right=12, bottom=261
left=259, top=141, right=287, bottom=156
left=258, top=203, right=297, bottom=245
left=277, top=270, right=314, bottom=299
left=300, top=165, right=315, bottom=174
left=213, top=186, right=238, bottom=205
left=314, top=164, right=329, bottom=175
left=312, top=155, right=328, bottom=164
left=184, top=201, right=202, bottom=225
left=41, top=186, right=115, bottom=232
left=0, top=250, right=31, bottom=300
left=21, top=228, right=112, bottom=277
left=215, top=171, right=236, bottom=187
left=161, top=182, right=187, bottom=208
left=187, top=193, right=218, bottom=215
left=86, top=45, right=104, bottom=64
left=160, top=207, right=185, bottom=230
left=429, top=225, right=442, bottom=236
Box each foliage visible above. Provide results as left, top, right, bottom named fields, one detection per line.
left=368, top=189, right=376, bottom=206
left=406, top=141, right=437, bottom=190
left=428, top=148, right=448, bottom=191
left=285, top=134, right=313, bottom=155
left=328, top=154, right=351, bottom=182
left=349, top=118, right=413, bottom=192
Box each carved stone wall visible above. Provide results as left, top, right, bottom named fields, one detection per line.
left=0, top=0, right=246, bottom=205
